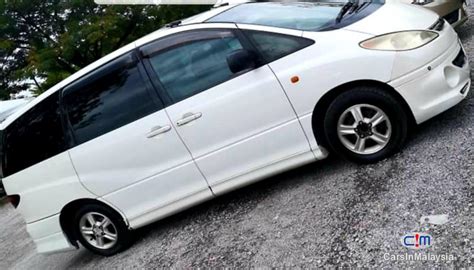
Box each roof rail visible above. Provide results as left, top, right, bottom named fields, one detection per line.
left=165, top=20, right=182, bottom=28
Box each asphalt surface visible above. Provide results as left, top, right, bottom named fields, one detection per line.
left=1, top=9, right=473, bottom=270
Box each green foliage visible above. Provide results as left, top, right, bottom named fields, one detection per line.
left=0, top=0, right=209, bottom=98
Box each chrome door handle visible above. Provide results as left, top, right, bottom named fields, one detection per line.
left=176, top=112, right=202, bottom=126
left=146, top=125, right=171, bottom=138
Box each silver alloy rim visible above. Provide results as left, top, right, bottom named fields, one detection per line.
left=79, top=212, right=118, bottom=250
left=337, top=104, right=392, bottom=155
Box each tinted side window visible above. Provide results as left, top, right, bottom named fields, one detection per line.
left=244, top=31, right=314, bottom=63
left=63, top=53, right=159, bottom=145
left=3, top=92, right=66, bottom=177
left=147, top=30, right=243, bottom=104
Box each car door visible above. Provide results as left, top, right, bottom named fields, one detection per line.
left=63, top=51, right=212, bottom=228
left=140, top=25, right=313, bottom=194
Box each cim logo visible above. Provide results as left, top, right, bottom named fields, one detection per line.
left=401, top=233, right=433, bottom=249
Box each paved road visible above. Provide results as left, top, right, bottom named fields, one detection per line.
left=1, top=9, right=473, bottom=270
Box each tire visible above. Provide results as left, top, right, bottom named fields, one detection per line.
left=73, top=203, right=133, bottom=256
left=323, top=86, right=408, bottom=164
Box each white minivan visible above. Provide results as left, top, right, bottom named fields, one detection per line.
left=1, top=1, right=470, bottom=256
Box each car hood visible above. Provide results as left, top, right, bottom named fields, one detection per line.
left=344, top=3, right=439, bottom=35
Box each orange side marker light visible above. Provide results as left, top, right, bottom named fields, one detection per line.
left=291, top=76, right=300, bottom=84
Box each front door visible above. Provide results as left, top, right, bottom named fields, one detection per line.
left=140, top=26, right=311, bottom=194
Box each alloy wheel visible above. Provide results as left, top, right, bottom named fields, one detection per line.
left=79, top=212, right=118, bottom=250
left=336, top=104, right=392, bottom=155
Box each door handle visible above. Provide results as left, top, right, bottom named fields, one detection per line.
left=176, top=112, right=202, bottom=127
left=146, top=125, right=171, bottom=138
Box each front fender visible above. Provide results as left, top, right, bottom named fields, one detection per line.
left=270, top=29, right=396, bottom=117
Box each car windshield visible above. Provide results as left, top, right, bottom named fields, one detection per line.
left=208, top=1, right=385, bottom=31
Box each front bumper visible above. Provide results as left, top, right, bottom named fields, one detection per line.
left=26, top=214, right=76, bottom=254
left=390, top=39, right=471, bottom=124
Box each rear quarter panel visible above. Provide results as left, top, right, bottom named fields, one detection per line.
left=2, top=152, right=96, bottom=223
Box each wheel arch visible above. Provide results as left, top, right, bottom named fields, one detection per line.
left=311, top=79, right=416, bottom=148
left=59, top=198, right=128, bottom=248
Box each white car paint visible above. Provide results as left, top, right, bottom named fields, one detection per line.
left=390, top=39, right=470, bottom=123
left=344, top=2, right=439, bottom=35
left=164, top=64, right=311, bottom=186
left=69, top=109, right=214, bottom=228
left=3, top=152, right=96, bottom=253
left=1, top=2, right=470, bottom=254
left=3, top=152, right=96, bottom=223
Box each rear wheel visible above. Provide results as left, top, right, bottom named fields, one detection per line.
left=323, top=87, right=408, bottom=163
left=73, top=204, right=133, bottom=256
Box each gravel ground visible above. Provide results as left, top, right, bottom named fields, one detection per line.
left=1, top=8, right=473, bottom=269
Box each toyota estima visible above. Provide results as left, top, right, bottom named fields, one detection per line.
left=1, top=0, right=470, bottom=256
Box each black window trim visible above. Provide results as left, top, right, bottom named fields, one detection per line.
left=58, top=89, right=76, bottom=150
left=140, top=57, right=173, bottom=106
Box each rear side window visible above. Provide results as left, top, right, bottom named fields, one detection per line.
left=3, top=92, right=66, bottom=177
left=63, top=53, right=159, bottom=146
left=244, top=31, right=314, bottom=63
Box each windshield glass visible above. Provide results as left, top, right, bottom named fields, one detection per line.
left=208, top=1, right=385, bottom=31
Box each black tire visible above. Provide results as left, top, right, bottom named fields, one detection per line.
left=323, top=86, right=408, bottom=164
left=73, top=203, right=133, bottom=256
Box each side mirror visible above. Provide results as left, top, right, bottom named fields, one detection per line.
left=226, top=49, right=257, bottom=74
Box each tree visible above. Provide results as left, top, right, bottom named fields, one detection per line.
left=0, top=0, right=209, bottom=99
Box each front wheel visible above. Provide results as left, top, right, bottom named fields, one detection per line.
left=324, top=87, right=408, bottom=163
left=73, top=204, right=133, bottom=256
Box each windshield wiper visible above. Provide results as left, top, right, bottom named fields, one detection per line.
left=335, top=0, right=359, bottom=23
left=355, top=0, right=372, bottom=12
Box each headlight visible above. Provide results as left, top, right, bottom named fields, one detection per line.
left=360, top=31, right=439, bottom=51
